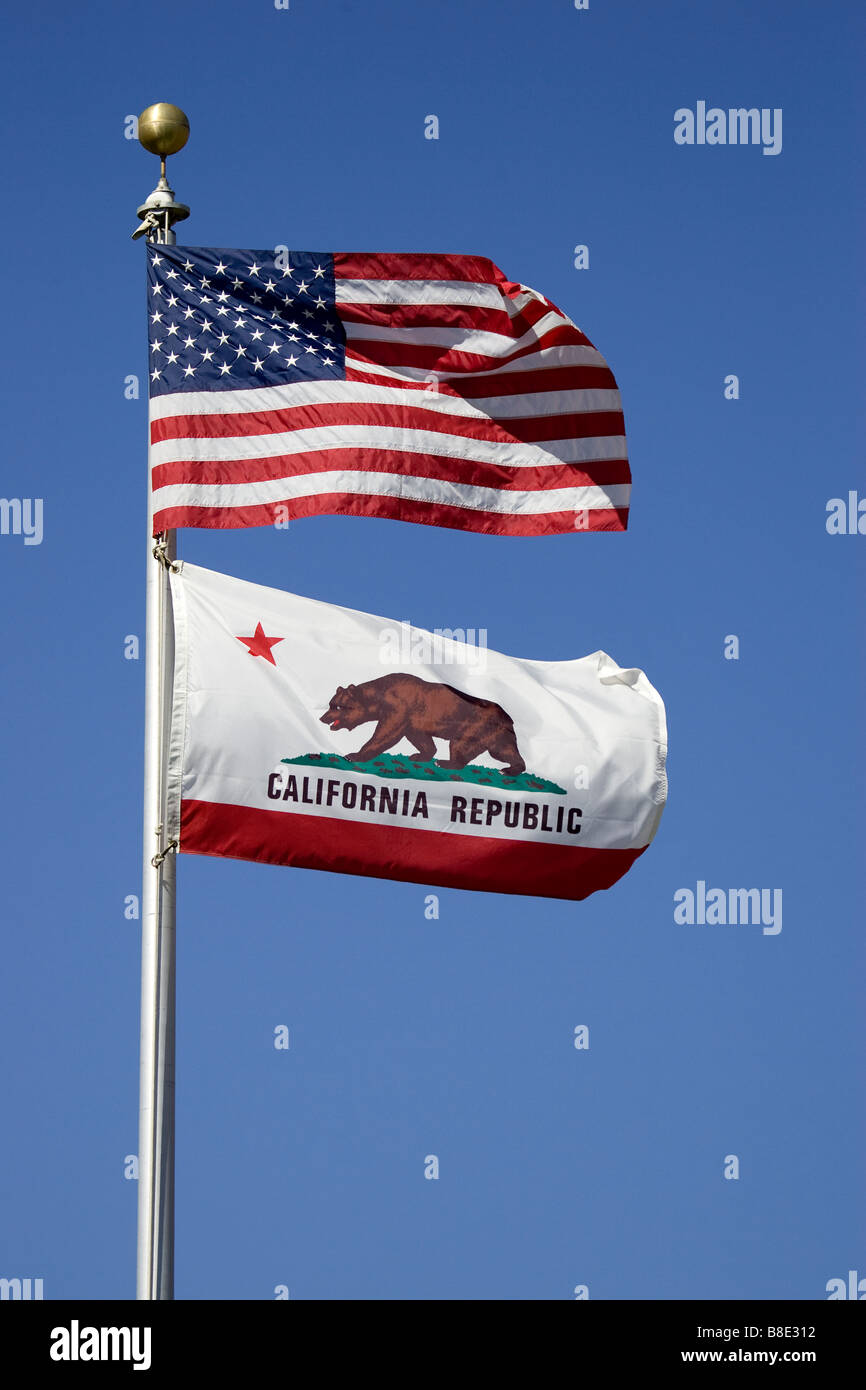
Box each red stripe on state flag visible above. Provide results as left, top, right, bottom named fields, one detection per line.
left=180, top=799, right=646, bottom=902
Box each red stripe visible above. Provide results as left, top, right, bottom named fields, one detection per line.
left=502, top=293, right=583, bottom=336
left=150, top=399, right=625, bottom=447
left=153, top=494, right=628, bottom=535
left=337, top=301, right=516, bottom=335
left=152, top=449, right=629, bottom=494
left=344, top=362, right=620, bottom=396
left=335, top=252, right=502, bottom=283
left=337, top=295, right=585, bottom=343
left=179, top=799, right=646, bottom=902
left=347, top=323, right=585, bottom=374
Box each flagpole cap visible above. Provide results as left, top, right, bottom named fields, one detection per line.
left=138, top=103, right=190, bottom=158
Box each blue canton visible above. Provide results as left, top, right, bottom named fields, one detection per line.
left=146, top=246, right=345, bottom=397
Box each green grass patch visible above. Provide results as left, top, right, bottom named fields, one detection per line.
left=282, top=751, right=565, bottom=795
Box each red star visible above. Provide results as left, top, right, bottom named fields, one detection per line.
left=237, top=622, right=283, bottom=665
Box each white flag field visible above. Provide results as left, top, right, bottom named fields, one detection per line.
left=167, top=563, right=668, bottom=901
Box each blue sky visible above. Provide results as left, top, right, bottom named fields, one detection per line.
left=0, top=0, right=862, bottom=1300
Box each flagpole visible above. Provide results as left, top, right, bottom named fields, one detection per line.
left=132, top=104, right=190, bottom=1301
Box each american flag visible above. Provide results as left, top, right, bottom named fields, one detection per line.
left=147, top=246, right=630, bottom=537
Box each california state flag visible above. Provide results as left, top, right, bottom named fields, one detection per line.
left=167, top=563, right=668, bottom=901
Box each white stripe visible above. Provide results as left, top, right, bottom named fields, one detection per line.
left=459, top=388, right=622, bottom=419
left=148, top=371, right=617, bottom=423
left=344, top=308, right=574, bottom=356
left=149, top=377, right=620, bottom=423
left=154, top=471, right=630, bottom=516
left=151, top=421, right=627, bottom=470
left=335, top=278, right=504, bottom=308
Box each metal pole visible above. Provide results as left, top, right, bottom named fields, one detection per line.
left=133, top=104, right=190, bottom=1300
left=137, top=502, right=176, bottom=1300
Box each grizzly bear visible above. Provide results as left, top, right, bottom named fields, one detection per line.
left=320, top=673, right=526, bottom=776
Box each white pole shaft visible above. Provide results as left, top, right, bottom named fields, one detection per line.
left=136, top=217, right=178, bottom=1301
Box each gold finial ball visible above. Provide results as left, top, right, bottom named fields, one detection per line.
left=138, top=103, right=190, bottom=158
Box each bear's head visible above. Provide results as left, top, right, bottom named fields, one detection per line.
left=320, top=684, right=369, bottom=732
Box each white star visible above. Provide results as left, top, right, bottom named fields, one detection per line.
left=232, top=277, right=244, bottom=289
left=235, top=345, right=247, bottom=357
left=284, top=353, right=298, bottom=367
left=296, top=280, right=310, bottom=294
left=150, top=311, right=163, bottom=324
left=182, top=306, right=196, bottom=320
left=166, top=293, right=179, bottom=308
left=264, top=278, right=276, bottom=292
left=287, top=333, right=299, bottom=342
left=151, top=340, right=162, bottom=353
left=183, top=364, right=196, bottom=378
left=252, top=357, right=265, bottom=371
left=199, top=320, right=214, bottom=334
left=216, top=291, right=230, bottom=303
left=267, top=341, right=281, bottom=354
left=151, top=367, right=162, bottom=381
left=247, top=261, right=261, bottom=277
left=312, top=264, right=326, bottom=279
left=234, top=317, right=246, bottom=329
left=287, top=320, right=299, bottom=330
left=216, top=306, right=230, bottom=317
left=166, top=267, right=179, bottom=280
left=322, top=358, right=334, bottom=367
left=151, top=283, right=163, bottom=296
left=217, top=331, right=230, bottom=345
left=314, top=296, right=326, bottom=310
left=165, top=350, right=179, bottom=364
left=304, top=344, right=317, bottom=355
left=214, top=261, right=227, bottom=275
left=183, top=334, right=196, bottom=349
left=200, top=348, right=214, bottom=362
left=324, top=319, right=335, bottom=330
left=218, top=361, right=232, bottom=375
left=281, top=265, right=294, bottom=278
left=282, top=294, right=294, bottom=307
left=150, top=253, right=163, bottom=267
left=166, top=323, right=179, bottom=336
left=182, top=259, right=194, bottom=271
left=251, top=328, right=264, bottom=341
left=200, top=276, right=212, bottom=289
left=251, top=293, right=262, bottom=304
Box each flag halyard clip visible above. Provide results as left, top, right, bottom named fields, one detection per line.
left=151, top=838, right=178, bottom=869
left=152, top=536, right=180, bottom=572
